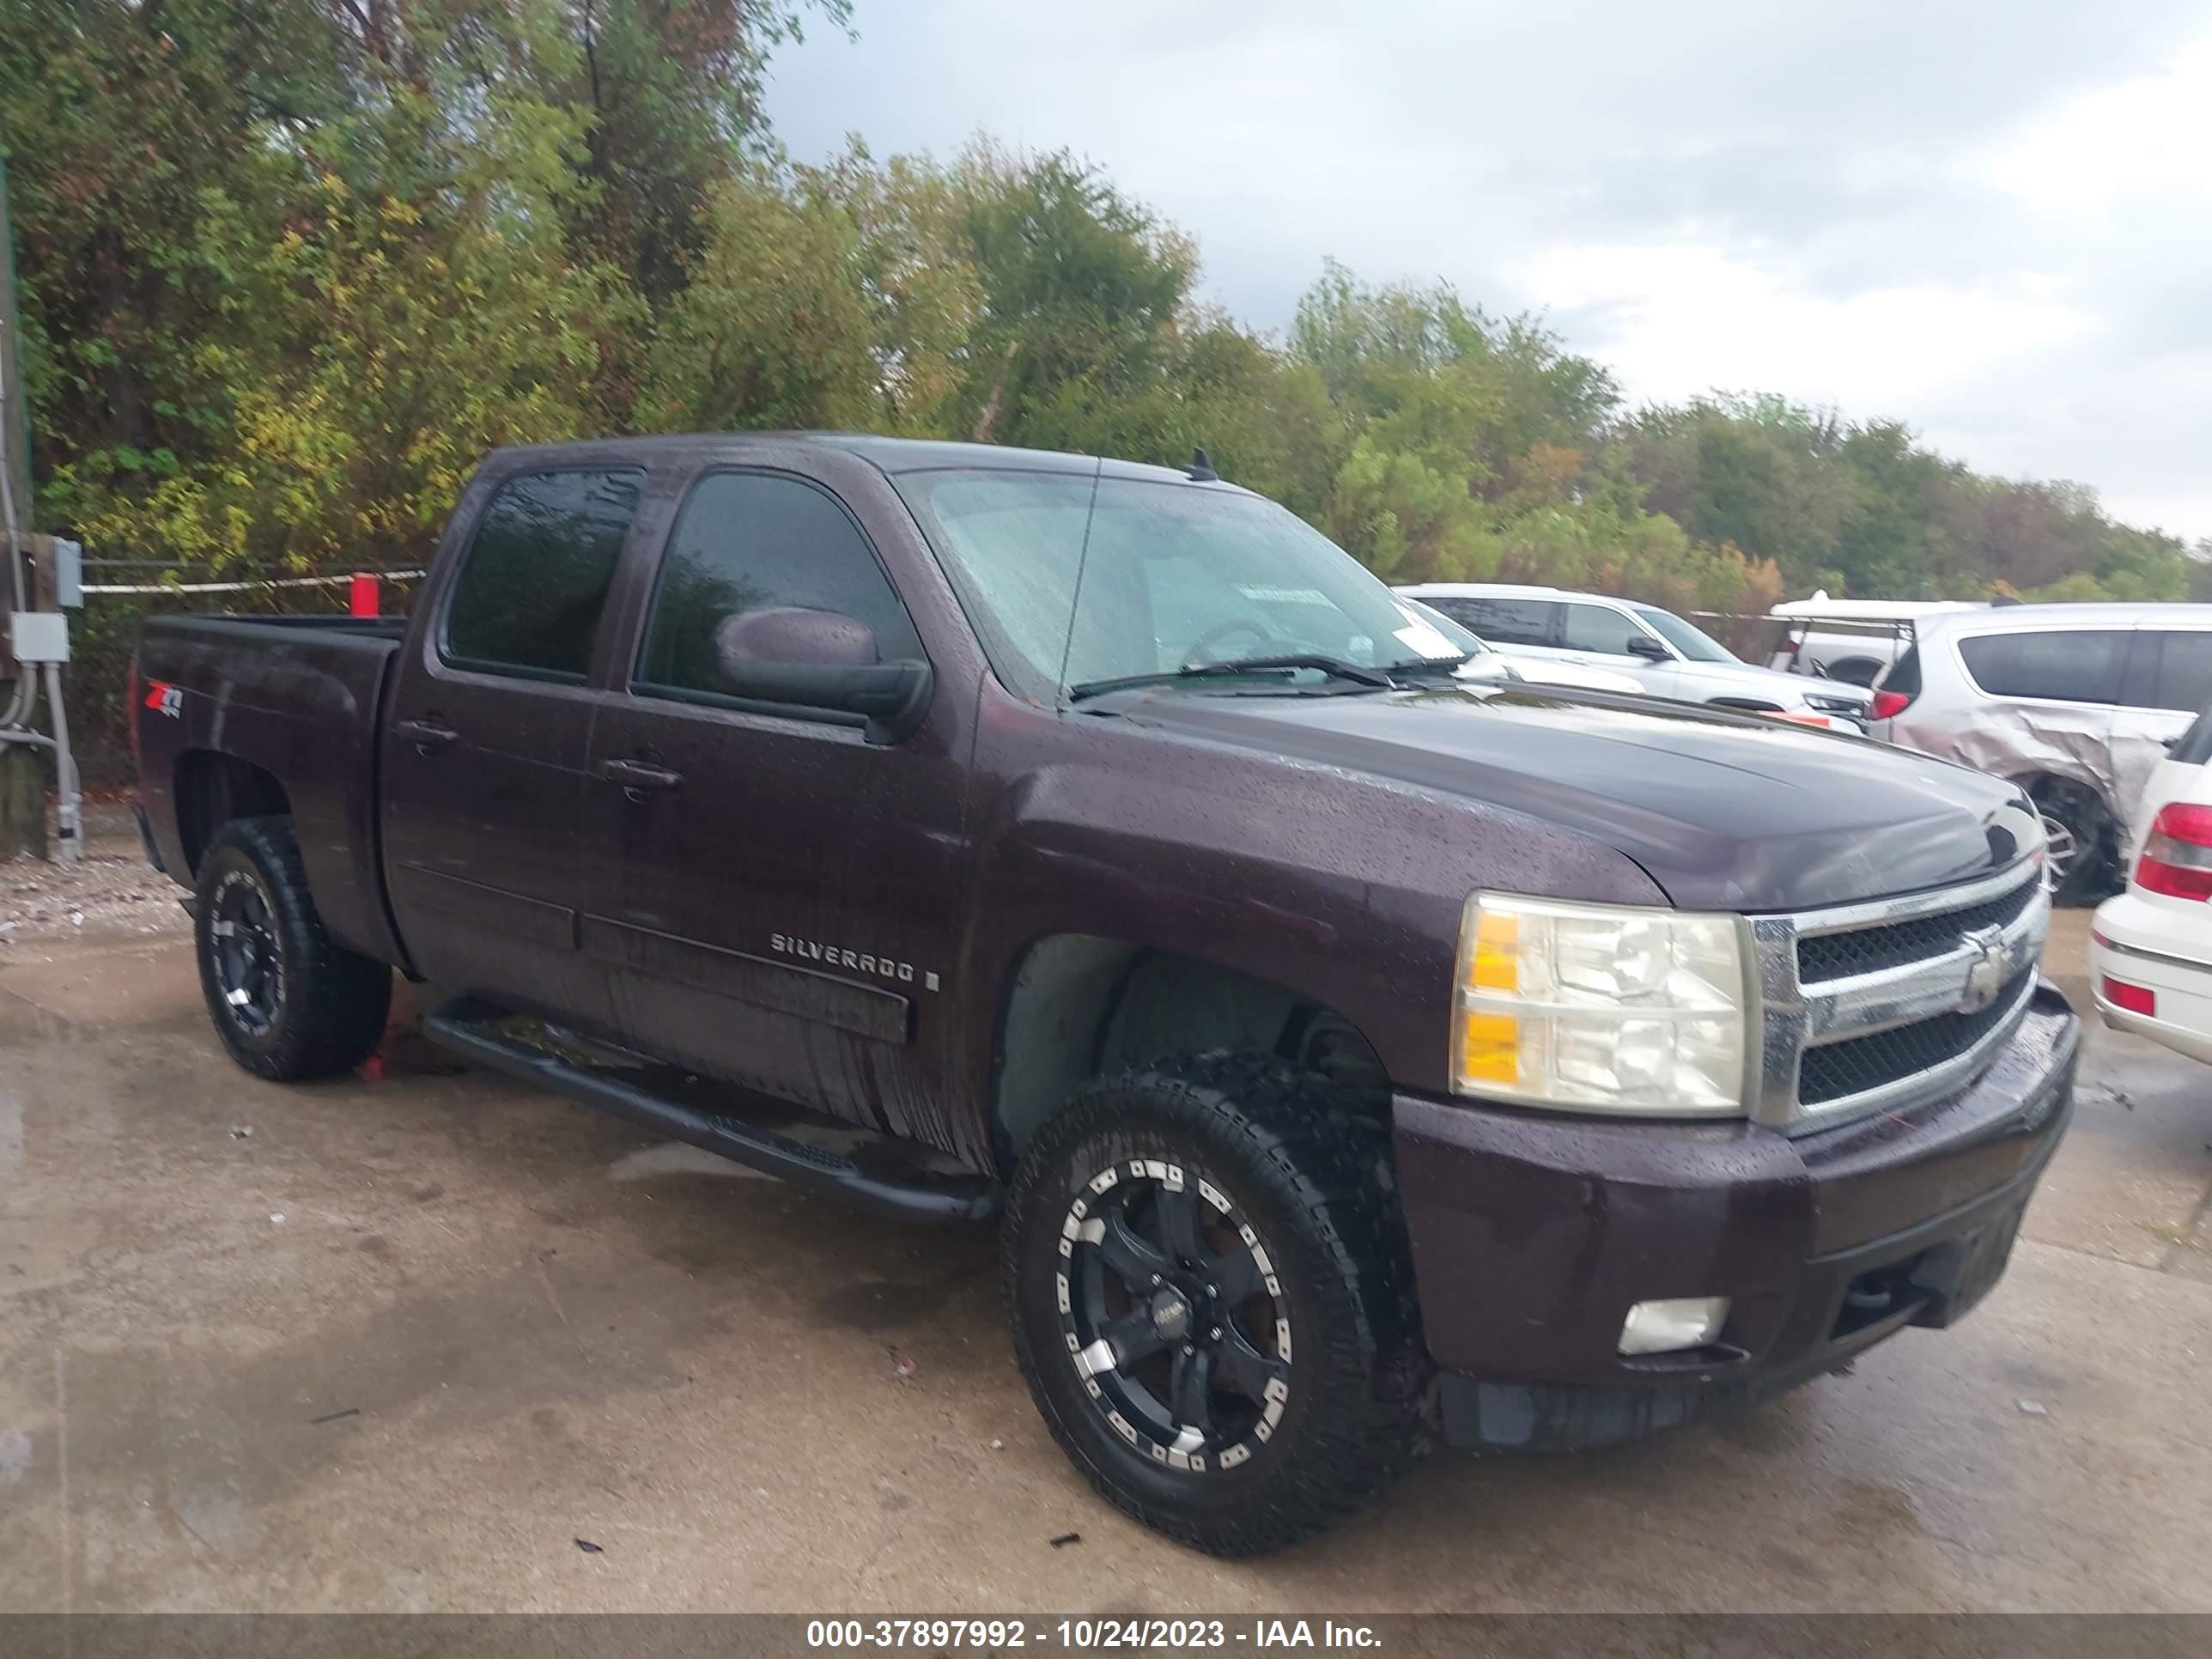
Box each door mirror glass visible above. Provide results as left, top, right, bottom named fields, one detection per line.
left=1626, top=634, right=1670, bottom=662
left=715, top=605, right=881, bottom=672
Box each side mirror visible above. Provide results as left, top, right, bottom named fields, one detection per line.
left=714, top=606, right=933, bottom=744
left=1626, top=635, right=1670, bottom=662
left=1453, top=653, right=1520, bottom=684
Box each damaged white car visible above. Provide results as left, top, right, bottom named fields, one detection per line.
left=1870, top=604, right=2212, bottom=901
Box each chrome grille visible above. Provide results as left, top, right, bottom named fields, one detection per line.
left=1796, top=969, right=2035, bottom=1106
left=1796, top=878, right=2039, bottom=983
left=1747, top=860, right=2049, bottom=1131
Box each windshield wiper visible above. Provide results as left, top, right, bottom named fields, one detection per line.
left=1067, top=654, right=1397, bottom=702
left=1376, top=653, right=1474, bottom=680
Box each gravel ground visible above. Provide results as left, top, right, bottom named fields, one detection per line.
left=0, top=802, right=188, bottom=944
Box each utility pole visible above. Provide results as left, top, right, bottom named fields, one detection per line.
left=2, top=149, right=65, bottom=861
left=0, top=155, right=26, bottom=518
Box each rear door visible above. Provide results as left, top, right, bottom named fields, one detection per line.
left=1425, top=596, right=1570, bottom=662
left=380, top=465, right=645, bottom=1024
left=578, top=466, right=969, bottom=1138
left=1949, top=623, right=2128, bottom=805
left=2114, top=626, right=2212, bottom=848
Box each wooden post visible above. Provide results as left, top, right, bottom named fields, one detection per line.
left=0, top=742, right=43, bottom=862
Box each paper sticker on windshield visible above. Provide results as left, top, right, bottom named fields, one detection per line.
left=1393, top=621, right=1458, bottom=658
left=1237, top=586, right=1331, bottom=605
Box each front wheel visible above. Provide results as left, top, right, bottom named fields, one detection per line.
left=1003, top=1054, right=1429, bottom=1556
left=2028, top=779, right=2116, bottom=905
left=194, top=816, right=392, bottom=1080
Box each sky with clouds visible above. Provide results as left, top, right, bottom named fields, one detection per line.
left=766, top=1, right=2212, bottom=544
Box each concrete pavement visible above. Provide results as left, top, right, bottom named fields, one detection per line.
left=1, top=896, right=2208, bottom=1613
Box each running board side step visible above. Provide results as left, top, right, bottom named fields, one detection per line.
left=421, top=1004, right=1000, bottom=1224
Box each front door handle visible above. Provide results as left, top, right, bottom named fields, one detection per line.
left=602, top=757, right=683, bottom=794
left=394, top=718, right=459, bottom=753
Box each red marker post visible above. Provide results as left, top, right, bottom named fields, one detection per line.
left=349, top=573, right=379, bottom=617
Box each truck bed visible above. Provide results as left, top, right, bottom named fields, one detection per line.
left=135, top=612, right=410, bottom=968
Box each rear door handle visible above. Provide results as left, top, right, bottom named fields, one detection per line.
left=394, top=718, right=459, bottom=752
left=602, top=757, right=683, bottom=793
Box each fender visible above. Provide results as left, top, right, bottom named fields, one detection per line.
left=951, top=686, right=1670, bottom=1122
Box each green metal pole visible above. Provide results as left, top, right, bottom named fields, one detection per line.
left=0, top=152, right=30, bottom=524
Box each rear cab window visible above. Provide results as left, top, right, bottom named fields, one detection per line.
left=1955, top=629, right=2127, bottom=704
left=442, top=469, right=644, bottom=679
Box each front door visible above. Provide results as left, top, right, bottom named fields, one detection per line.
left=1559, top=601, right=1679, bottom=695
left=579, top=468, right=969, bottom=1144
left=381, top=465, right=644, bottom=1026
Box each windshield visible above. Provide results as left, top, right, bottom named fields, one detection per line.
left=1632, top=605, right=1737, bottom=664
left=1396, top=597, right=1492, bottom=657
left=893, top=470, right=1467, bottom=700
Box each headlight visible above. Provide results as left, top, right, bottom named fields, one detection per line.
left=1451, top=894, right=1753, bottom=1115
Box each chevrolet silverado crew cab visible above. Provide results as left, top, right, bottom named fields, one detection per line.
left=134, top=434, right=2078, bottom=1556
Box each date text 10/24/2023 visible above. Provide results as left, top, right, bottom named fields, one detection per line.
left=805, top=1620, right=1382, bottom=1650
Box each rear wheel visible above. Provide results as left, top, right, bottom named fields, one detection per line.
left=1003, top=1054, right=1428, bottom=1556
left=194, top=816, right=392, bottom=1080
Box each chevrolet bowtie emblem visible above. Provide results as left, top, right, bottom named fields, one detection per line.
left=1957, top=923, right=2009, bottom=1015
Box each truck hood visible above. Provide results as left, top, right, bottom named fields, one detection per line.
left=1112, top=684, right=2039, bottom=912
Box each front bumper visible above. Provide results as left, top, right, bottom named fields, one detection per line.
left=1393, top=981, right=2079, bottom=1451
left=2090, top=892, right=2212, bottom=1066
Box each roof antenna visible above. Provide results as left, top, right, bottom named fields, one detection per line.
left=1186, top=446, right=1218, bottom=483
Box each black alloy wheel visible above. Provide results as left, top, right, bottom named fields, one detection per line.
left=1059, top=1158, right=1292, bottom=1472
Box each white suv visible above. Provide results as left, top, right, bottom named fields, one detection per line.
left=1871, top=604, right=2212, bottom=900
left=1395, top=583, right=1876, bottom=726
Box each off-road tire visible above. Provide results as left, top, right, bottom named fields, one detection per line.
left=194, top=816, right=392, bottom=1080
left=1003, top=1052, right=1429, bottom=1557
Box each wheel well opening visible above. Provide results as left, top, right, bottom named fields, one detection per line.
left=2014, top=771, right=2120, bottom=899
left=2014, top=771, right=2112, bottom=821
left=988, top=936, right=1388, bottom=1175
left=174, top=751, right=290, bottom=876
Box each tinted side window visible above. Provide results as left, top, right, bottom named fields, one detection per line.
left=638, top=472, right=922, bottom=697
left=443, top=469, right=642, bottom=679
left=2173, top=702, right=2212, bottom=766
left=2144, top=630, right=2212, bottom=714
left=1561, top=603, right=1646, bottom=654
left=1881, top=644, right=1922, bottom=696
left=1432, top=598, right=1554, bottom=646
left=1955, top=629, right=2126, bottom=704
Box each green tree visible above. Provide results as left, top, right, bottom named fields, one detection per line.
left=952, top=144, right=1193, bottom=444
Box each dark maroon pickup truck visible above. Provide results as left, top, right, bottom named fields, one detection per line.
left=134, top=434, right=2077, bottom=1554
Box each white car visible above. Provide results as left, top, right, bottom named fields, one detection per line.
left=1397, top=582, right=1875, bottom=728
left=1394, top=598, right=1648, bottom=696
left=2088, top=703, right=2212, bottom=1064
